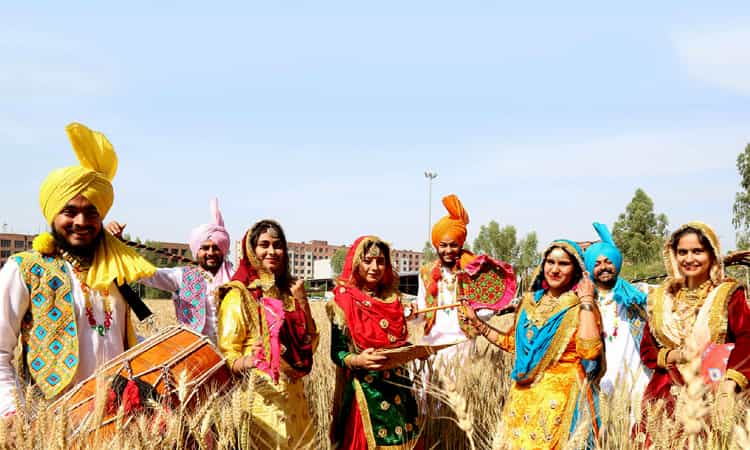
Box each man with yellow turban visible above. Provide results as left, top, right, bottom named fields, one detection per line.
left=0, top=123, right=155, bottom=417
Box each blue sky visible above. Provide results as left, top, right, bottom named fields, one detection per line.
left=2, top=2, right=750, bottom=257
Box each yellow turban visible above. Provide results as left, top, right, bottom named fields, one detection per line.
left=35, top=123, right=155, bottom=291
left=431, top=194, right=470, bottom=248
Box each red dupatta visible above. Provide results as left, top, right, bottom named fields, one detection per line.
left=333, top=236, right=408, bottom=350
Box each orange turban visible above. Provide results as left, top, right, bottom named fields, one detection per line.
left=431, top=194, right=470, bottom=248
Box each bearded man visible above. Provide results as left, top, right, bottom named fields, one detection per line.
left=107, top=198, right=233, bottom=343
left=583, top=222, right=651, bottom=401
left=0, top=123, right=156, bottom=416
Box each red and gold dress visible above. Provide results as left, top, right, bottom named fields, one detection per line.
left=640, top=222, right=750, bottom=424
left=327, top=236, right=422, bottom=450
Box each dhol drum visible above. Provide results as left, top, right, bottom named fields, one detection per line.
left=50, top=325, right=231, bottom=438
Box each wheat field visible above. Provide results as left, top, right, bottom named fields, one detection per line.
left=1, top=299, right=747, bottom=449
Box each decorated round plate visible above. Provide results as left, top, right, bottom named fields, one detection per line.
left=458, top=255, right=517, bottom=311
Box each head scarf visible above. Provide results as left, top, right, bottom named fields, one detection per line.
left=584, top=222, right=646, bottom=308
left=338, top=235, right=399, bottom=299
left=529, top=239, right=585, bottom=300
left=189, top=198, right=232, bottom=284
left=663, top=221, right=724, bottom=290
left=334, top=236, right=407, bottom=350
left=431, top=194, right=470, bottom=248
left=33, top=123, right=155, bottom=291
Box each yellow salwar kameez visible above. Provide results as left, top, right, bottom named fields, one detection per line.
left=219, top=287, right=317, bottom=449
left=485, top=240, right=604, bottom=450
left=496, top=299, right=602, bottom=449
left=217, top=221, right=318, bottom=450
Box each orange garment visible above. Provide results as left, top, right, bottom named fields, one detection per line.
left=431, top=194, right=469, bottom=247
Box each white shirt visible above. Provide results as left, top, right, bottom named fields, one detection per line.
left=597, top=288, right=650, bottom=399
left=139, top=267, right=219, bottom=344
left=414, top=267, right=494, bottom=346
left=0, top=259, right=129, bottom=415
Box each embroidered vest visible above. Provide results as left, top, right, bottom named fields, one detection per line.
left=419, top=262, right=475, bottom=337
left=175, top=266, right=208, bottom=332
left=419, top=264, right=438, bottom=335
left=14, top=252, right=79, bottom=400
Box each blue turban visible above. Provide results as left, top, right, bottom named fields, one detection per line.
left=583, top=222, right=645, bottom=308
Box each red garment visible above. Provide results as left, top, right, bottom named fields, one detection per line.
left=231, top=229, right=314, bottom=375
left=336, top=236, right=408, bottom=350
left=639, top=287, right=750, bottom=423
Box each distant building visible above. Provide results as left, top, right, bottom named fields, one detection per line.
left=313, top=258, right=333, bottom=280
left=233, top=238, right=425, bottom=280
left=0, top=232, right=190, bottom=269
left=0, top=233, right=35, bottom=268
left=151, top=241, right=192, bottom=266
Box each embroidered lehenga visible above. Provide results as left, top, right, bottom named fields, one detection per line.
left=639, top=222, right=750, bottom=424
left=487, top=241, right=604, bottom=450
left=327, top=236, right=422, bottom=450
left=217, top=224, right=318, bottom=449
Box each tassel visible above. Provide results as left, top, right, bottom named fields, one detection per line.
left=122, top=379, right=142, bottom=414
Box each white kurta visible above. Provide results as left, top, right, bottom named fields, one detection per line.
left=139, top=267, right=220, bottom=344
left=0, top=258, right=129, bottom=416
left=597, top=288, right=650, bottom=406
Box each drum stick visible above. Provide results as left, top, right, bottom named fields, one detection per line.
left=410, top=302, right=462, bottom=316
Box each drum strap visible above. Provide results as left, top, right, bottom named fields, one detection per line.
left=117, top=282, right=152, bottom=321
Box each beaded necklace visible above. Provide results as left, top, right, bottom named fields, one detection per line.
left=60, top=250, right=113, bottom=337
left=599, top=293, right=619, bottom=342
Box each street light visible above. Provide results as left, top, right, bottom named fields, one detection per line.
left=424, top=170, right=438, bottom=241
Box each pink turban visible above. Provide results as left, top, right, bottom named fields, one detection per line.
left=189, top=198, right=233, bottom=283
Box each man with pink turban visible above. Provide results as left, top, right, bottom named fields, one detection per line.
left=108, top=198, right=233, bottom=343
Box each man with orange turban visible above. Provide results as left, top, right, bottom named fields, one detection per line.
left=0, top=123, right=155, bottom=417
left=412, top=195, right=494, bottom=395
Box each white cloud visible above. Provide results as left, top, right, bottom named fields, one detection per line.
left=672, top=26, right=750, bottom=96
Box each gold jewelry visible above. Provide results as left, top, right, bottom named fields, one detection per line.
left=366, top=244, right=382, bottom=258
left=580, top=303, right=595, bottom=312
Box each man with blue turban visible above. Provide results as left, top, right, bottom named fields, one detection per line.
left=584, top=222, right=651, bottom=407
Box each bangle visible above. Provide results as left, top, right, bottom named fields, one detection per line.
left=579, top=295, right=595, bottom=302
left=580, top=303, right=595, bottom=312
left=344, top=354, right=357, bottom=369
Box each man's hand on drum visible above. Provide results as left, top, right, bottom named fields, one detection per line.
left=347, top=348, right=387, bottom=371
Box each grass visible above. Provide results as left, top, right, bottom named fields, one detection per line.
left=2, top=298, right=748, bottom=449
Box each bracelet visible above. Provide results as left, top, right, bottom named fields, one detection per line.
left=344, top=354, right=357, bottom=369
left=579, top=295, right=595, bottom=302
left=478, top=322, right=491, bottom=337
left=579, top=303, right=595, bottom=312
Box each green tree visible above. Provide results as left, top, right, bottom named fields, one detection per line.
left=472, top=221, right=518, bottom=262
left=128, top=238, right=179, bottom=299
left=732, top=143, right=750, bottom=250
left=421, top=241, right=437, bottom=265
left=515, top=231, right=540, bottom=290
left=612, top=188, right=669, bottom=265
left=330, top=247, right=348, bottom=275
